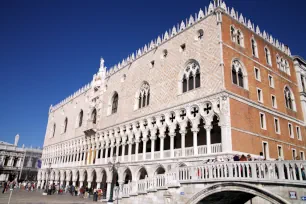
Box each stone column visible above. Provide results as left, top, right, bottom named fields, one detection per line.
left=110, top=144, right=114, bottom=158
left=97, top=183, right=101, bottom=189
left=87, top=181, right=92, bottom=189
left=192, top=128, right=199, bottom=155
left=142, top=138, right=147, bottom=160
left=180, top=130, right=186, bottom=157
left=170, top=133, right=175, bottom=158
left=135, top=139, right=139, bottom=161
left=159, top=135, right=165, bottom=159
left=150, top=138, right=156, bottom=160
left=116, top=145, right=120, bottom=162
left=121, top=142, right=126, bottom=162
left=104, top=146, right=109, bottom=164
left=106, top=182, right=112, bottom=200
left=128, top=141, right=132, bottom=162
left=205, top=125, right=212, bottom=154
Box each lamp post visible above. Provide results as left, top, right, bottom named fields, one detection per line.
left=108, top=154, right=120, bottom=203
left=43, top=162, right=52, bottom=195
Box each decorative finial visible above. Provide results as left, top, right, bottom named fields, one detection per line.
left=99, top=57, right=106, bottom=71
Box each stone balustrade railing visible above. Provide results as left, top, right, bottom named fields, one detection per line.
left=120, top=160, right=306, bottom=199
left=44, top=144, right=223, bottom=169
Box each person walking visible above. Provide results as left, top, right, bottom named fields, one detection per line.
left=2, top=182, right=7, bottom=193
left=71, top=185, right=75, bottom=196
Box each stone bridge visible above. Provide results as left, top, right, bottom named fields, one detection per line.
left=119, top=160, right=306, bottom=204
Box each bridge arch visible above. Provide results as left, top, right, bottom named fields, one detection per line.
left=187, top=182, right=290, bottom=204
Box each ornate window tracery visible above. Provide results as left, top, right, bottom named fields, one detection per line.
left=112, top=92, right=119, bottom=114
left=182, top=60, right=200, bottom=93
left=284, top=86, right=296, bottom=111
left=231, top=59, right=247, bottom=89
left=265, top=47, right=272, bottom=66
left=137, top=82, right=150, bottom=109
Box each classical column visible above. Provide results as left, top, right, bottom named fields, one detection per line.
left=180, top=130, right=186, bottom=157
left=150, top=128, right=157, bottom=160
left=116, top=145, right=120, bottom=162
left=87, top=181, right=92, bottom=189
left=135, top=139, right=139, bottom=161
left=142, top=138, right=147, bottom=160
left=169, top=133, right=175, bottom=158
left=121, top=142, right=126, bottom=162
left=128, top=141, right=132, bottom=162
left=110, top=143, right=114, bottom=158
left=104, top=145, right=109, bottom=164
left=159, top=134, right=165, bottom=159
left=192, top=128, right=199, bottom=155
left=106, top=182, right=112, bottom=200
left=205, top=125, right=212, bottom=154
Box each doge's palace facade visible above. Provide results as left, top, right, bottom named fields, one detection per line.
left=39, top=0, right=306, bottom=202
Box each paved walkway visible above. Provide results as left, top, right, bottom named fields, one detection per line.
left=0, top=189, right=98, bottom=204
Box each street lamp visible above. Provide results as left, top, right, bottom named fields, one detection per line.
left=108, top=154, right=120, bottom=203
left=43, top=162, right=52, bottom=195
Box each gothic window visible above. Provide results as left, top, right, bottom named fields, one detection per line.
left=265, top=47, right=272, bottom=66
left=237, top=30, right=242, bottom=45
left=301, top=75, right=306, bottom=92
left=52, top=123, right=56, bottom=138
left=230, top=25, right=244, bottom=47
left=285, top=60, right=290, bottom=75
left=231, top=59, right=247, bottom=89
left=92, top=108, right=97, bottom=124
left=78, top=110, right=83, bottom=127
left=137, top=82, right=150, bottom=109
left=111, top=92, right=119, bottom=114
left=230, top=26, right=236, bottom=42
left=251, top=38, right=258, bottom=57
left=284, top=86, right=296, bottom=111
left=181, top=60, right=200, bottom=93
left=64, top=118, right=68, bottom=133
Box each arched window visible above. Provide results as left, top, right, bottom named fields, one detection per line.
left=181, top=60, right=200, bottom=93
left=78, top=110, right=83, bottom=127
left=52, top=123, right=56, bottom=138
left=265, top=47, right=272, bottom=65
left=92, top=108, right=97, bottom=124
left=111, top=92, right=119, bottom=114
left=251, top=38, right=258, bottom=57
left=284, top=86, right=296, bottom=111
left=230, top=26, right=236, bottom=42
left=64, top=118, right=68, bottom=133
left=232, top=59, right=247, bottom=89
left=237, top=30, right=242, bottom=45
left=285, top=60, right=290, bottom=75
left=137, top=82, right=150, bottom=109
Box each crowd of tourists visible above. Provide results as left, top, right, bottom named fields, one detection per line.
left=1, top=180, right=37, bottom=193
left=42, top=183, right=104, bottom=201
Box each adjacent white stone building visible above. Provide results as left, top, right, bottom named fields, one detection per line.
left=0, top=135, right=42, bottom=182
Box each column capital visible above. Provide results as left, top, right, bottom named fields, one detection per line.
left=191, top=128, right=199, bottom=132
left=204, top=125, right=213, bottom=130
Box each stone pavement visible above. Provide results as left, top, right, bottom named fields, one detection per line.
left=0, top=189, right=98, bottom=204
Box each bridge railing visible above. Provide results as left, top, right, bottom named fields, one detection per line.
left=178, top=160, right=306, bottom=184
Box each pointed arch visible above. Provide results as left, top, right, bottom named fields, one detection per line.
left=264, top=46, right=272, bottom=66
left=111, top=92, right=119, bottom=114
left=251, top=37, right=258, bottom=57
left=51, top=123, right=56, bottom=138
left=284, top=86, right=296, bottom=111
left=91, top=108, right=97, bottom=124
left=181, top=59, right=200, bottom=93
left=136, top=81, right=150, bottom=109
left=231, top=59, right=248, bottom=89
left=78, top=110, right=83, bottom=127
left=63, top=117, right=68, bottom=133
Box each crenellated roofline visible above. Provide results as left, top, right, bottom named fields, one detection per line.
left=50, top=0, right=292, bottom=113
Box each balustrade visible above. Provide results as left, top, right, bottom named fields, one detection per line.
left=45, top=144, right=223, bottom=167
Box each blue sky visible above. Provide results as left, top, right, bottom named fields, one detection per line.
left=0, top=0, right=305, bottom=148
